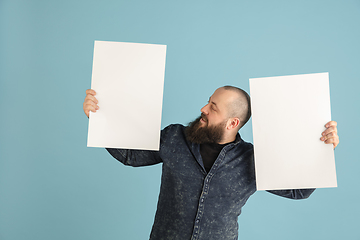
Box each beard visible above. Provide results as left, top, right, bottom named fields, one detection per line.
left=185, top=114, right=226, bottom=144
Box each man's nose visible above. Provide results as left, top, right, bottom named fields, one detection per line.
left=201, top=104, right=209, bottom=115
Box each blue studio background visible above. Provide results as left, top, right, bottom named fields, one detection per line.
left=1, top=0, right=359, bottom=239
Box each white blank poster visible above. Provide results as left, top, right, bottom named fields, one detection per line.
left=249, top=72, right=337, bottom=190
left=87, top=41, right=167, bottom=150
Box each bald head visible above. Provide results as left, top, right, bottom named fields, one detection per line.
left=221, top=86, right=251, bottom=129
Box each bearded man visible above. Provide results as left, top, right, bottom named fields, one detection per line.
left=83, top=86, right=339, bottom=240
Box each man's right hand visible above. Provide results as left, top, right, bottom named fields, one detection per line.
left=83, top=89, right=99, bottom=118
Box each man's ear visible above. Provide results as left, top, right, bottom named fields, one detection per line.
left=227, top=117, right=240, bottom=130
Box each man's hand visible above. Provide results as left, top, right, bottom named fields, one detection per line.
left=83, top=89, right=99, bottom=118
left=320, top=121, right=339, bottom=149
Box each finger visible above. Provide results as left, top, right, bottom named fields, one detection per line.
left=83, top=100, right=99, bottom=111
left=322, top=132, right=339, bottom=145
left=87, top=104, right=98, bottom=113
left=84, top=104, right=98, bottom=116
left=86, top=89, right=97, bottom=96
left=84, top=105, right=96, bottom=118
left=325, top=121, right=337, bottom=128
left=321, top=130, right=338, bottom=141
left=84, top=94, right=99, bottom=104
left=322, top=126, right=337, bottom=136
left=325, top=137, right=339, bottom=148
left=84, top=107, right=98, bottom=118
left=326, top=131, right=337, bottom=139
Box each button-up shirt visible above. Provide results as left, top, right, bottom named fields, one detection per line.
left=106, top=124, right=314, bottom=240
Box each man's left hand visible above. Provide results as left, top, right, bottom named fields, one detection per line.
left=321, top=121, right=339, bottom=149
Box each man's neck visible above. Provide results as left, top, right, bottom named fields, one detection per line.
left=217, top=134, right=236, bottom=144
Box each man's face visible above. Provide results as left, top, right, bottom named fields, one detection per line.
left=200, top=88, right=233, bottom=128
left=185, top=88, right=233, bottom=144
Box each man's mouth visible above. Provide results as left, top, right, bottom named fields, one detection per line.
left=200, top=114, right=207, bottom=123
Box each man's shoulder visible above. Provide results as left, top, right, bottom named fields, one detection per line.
left=159, top=124, right=190, bottom=150
left=241, top=140, right=253, bottom=150
left=160, top=124, right=187, bottom=139
left=235, top=133, right=253, bottom=150
left=232, top=136, right=254, bottom=157
left=162, top=123, right=186, bottom=133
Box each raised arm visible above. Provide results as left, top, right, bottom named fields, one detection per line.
left=83, top=89, right=162, bottom=167
left=266, top=121, right=340, bottom=199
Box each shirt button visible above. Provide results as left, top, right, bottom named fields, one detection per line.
left=196, top=219, right=200, bottom=223
left=201, top=198, right=204, bottom=202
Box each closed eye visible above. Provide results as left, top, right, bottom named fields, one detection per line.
left=208, top=98, right=218, bottom=111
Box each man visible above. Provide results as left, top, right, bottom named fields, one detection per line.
left=83, top=86, right=339, bottom=240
